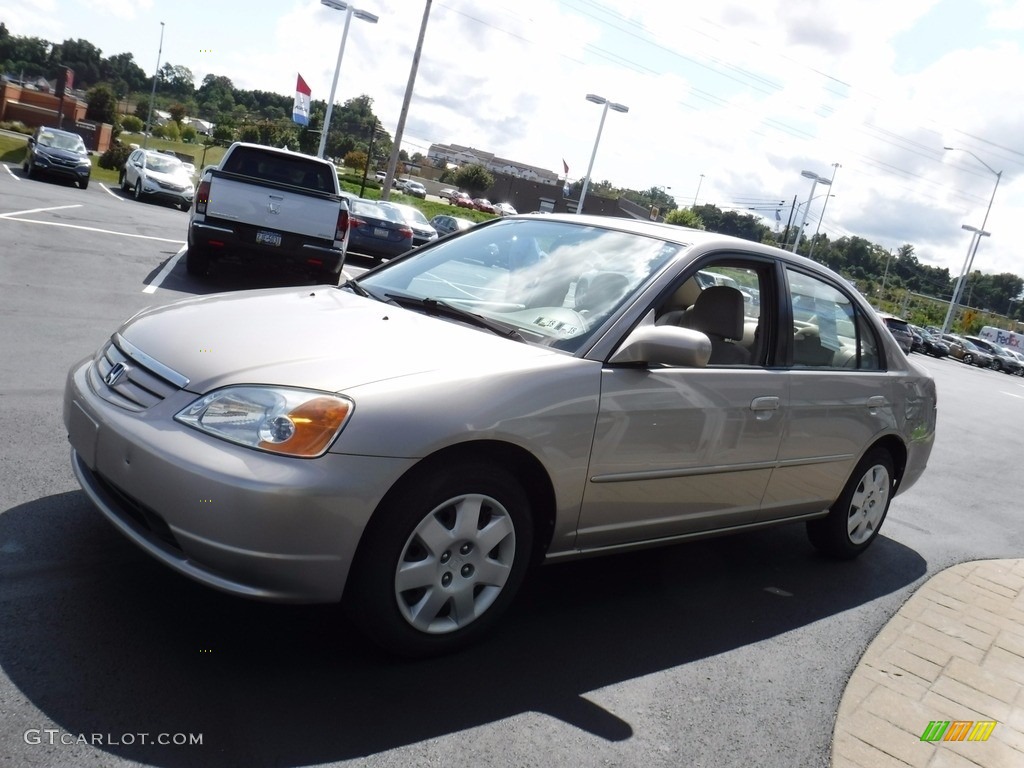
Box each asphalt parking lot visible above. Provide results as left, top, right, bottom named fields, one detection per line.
left=1, top=164, right=1022, bottom=768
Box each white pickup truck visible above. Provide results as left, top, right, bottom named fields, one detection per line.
left=187, top=142, right=350, bottom=283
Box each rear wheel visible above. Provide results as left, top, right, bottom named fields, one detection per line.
left=347, top=463, right=533, bottom=657
left=185, top=246, right=210, bottom=277
left=807, top=448, right=894, bottom=559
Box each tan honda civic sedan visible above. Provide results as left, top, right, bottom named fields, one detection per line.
left=64, top=214, right=937, bottom=656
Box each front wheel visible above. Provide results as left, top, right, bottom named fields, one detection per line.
left=133, top=180, right=143, bottom=201
left=78, top=178, right=89, bottom=190
left=807, top=448, right=894, bottom=559
left=347, top=463, right=533, bottom=657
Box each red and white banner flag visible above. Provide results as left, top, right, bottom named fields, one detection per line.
left=293, top=74, right=311, bottom=126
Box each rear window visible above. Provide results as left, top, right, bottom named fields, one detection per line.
left=222, top=147, right=335, bottom=192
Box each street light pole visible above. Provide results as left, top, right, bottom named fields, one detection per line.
left=941, top=225, right=991, bottom=334
left=807, top=162, right=840, bottom=260
left=577, top=94, right=628, bottom=215
left=692, top=173, right=704, bottom=208
left=318, top=0, right=379, bottom=160
left=943, top=145, right=1001, bottom=296
left=143, top=21, right=165, bottom=150
left=791, top=169, right=831, bottom=253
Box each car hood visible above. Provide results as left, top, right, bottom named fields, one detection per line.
left=37, top=145, right=86, bottom=162
left=147, top=167, right=193, bottom=187
left=118, top=287, right=555, bottom=393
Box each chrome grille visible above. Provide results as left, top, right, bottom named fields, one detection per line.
left=90, top=334, right=189, bottom=411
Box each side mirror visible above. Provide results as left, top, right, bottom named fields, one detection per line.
left=609, top=310, right=712, bottom=367
left=27, top=137, right=34, bottom=148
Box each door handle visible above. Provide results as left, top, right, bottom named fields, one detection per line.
left=866, top=395, right=888, bottom=409
left=750, top=396, right=780, bottom=411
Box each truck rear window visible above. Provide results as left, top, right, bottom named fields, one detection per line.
left=222, top=148, right=335, bottom=192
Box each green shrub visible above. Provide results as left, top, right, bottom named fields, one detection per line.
left=99, top=144, right=131, bottom=171
left=120, top=115, right=144, bottom=133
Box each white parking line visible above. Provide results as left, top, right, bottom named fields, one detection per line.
left=143, top=247, right=186, bottom=294
left=0, top=214, right=184, bottom=243
left=100, top=183, right=124, bottom=200
left=2, top=165, right=20, bottom=181
left=0, top=204, right=82, bottom=218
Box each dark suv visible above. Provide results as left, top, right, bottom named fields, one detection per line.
left=23, top=126, right=92, bottom=189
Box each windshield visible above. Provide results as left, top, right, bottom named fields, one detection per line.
left=38, top=131, right=86, bottom=153
left=147, top=154, right=184, bottom=174
left=359, top=218, right=681, bottom=353
left=389, top=204, right=430, bottom=226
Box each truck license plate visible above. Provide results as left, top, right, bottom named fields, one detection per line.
left=256, top=230, right=282, bottom=246
left=373, top=227, right=389, bottom=238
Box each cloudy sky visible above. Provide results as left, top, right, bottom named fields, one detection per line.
left=5, top=0, right=1023, bottom=281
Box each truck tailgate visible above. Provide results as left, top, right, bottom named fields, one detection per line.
left=206, top=175, right=340, bottom=241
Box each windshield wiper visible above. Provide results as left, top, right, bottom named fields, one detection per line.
left=342, top=278, right=396, bottom=305
left=385, top=294, right=526, bottom=342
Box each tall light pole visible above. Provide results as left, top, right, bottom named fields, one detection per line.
left=381, top=0, right=431, bottom=201
left=941, top=224, right=991, bottom=334
left=318, top=0, right=379, bottom=160
left=943, top=146, right=1002, bottom=317
left=143, top=21, right=165, bottom=150
left=791, top=169, right=831, bottom=253
left=692, top=173, right=704, bottom=208
left=807, top=162, right=840, bottom=260
left=577, top=94, right=628, bottom=215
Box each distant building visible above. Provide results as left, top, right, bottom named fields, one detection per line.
left=427, top=143, right=561, bottom=185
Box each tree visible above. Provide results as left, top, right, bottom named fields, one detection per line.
left=665, top=208, right=705, bottom=229
left=344, top=150, right=367, bottom=173
left=454, top=164, right=494, bottom=197
left=100, top=51, right=147, bottom=95
left=181, top=124, right=198, bottom=143
left=85, top=84, right=117, bottom=124
left=120, top=114, right=144, bottom=132
left=168, top=103, right=187, bottom=125
left=49, top=38, right=103, bottom=87
left=158, top=63, right=194, bottom=97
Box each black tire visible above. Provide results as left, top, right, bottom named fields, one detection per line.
left=24, top=159, right=35, bottom=179
left=134, top=180, right=143, bottom=201
left=346, top=462, right=533, bottom=657
left=315, top=269, right=340, bottom=286
left=963, top=353, right=974, bottom=366
left=119, top=171, right=128, bottom=191
left=185, top=246, right=210, bottom=277
left=78, top=178, right=89, bottom=190
left=807, top=448, right=894, bottom=560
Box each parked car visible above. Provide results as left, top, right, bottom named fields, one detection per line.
left=402, top=180, right=427, bottom=199
left=346, top=198, right=414, bottom=260
left=374, top=171, right=387, bottom=182
left=914, top=327, right=949, bottom=358
left=429, top=214, right=475, bottom=237
left=958, top=338, right=994, bottom=368
left=186, top=142, right=348, bottom=283
left=22, top=126, right=91, bottom=189
left=439, top=188, right=460, bottom=202
left=877, top=313, right=913, bottom=355
left=63, top=215, right=936, bottom=657
left=965, top=336, right=1021, bottom=374
left=378, top=201, right=437, bottom=247
left=473, top=198, right=498, bottom=214
left=494, top=202, right=518, bottom=216
left=941, top=333, right=967, bottom=360
left=452, top=192, right=475, bottom=209
left=121, top=148, right=195, bottom=210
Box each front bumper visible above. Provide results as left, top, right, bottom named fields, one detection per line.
left=32, top=154, right=91, bottom=182
left=64, top=356, right=414, bottom=603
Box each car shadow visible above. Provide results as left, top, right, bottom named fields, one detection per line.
left=0, top=490, right=927, bottom=767
left=142, top=250, right=381, bottom=296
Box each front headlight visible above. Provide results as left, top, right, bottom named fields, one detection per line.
left=175, top=386, right=353, bottom=458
